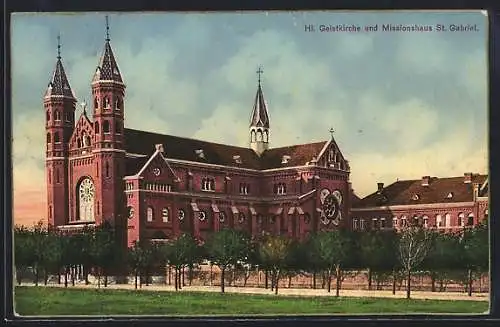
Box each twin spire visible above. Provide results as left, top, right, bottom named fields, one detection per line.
left=45, top=16, right=123, bottom=100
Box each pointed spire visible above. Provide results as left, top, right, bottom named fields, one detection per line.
left=249, top=66, right=269, bottom=128
left=92, top=15, right=123, bottom=84
left=44, top=34, right=75, bottom=99
left=329, top=127, right=335, bottom=139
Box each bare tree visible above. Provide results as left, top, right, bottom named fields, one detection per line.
left=398, top=225, right=433, bottom=299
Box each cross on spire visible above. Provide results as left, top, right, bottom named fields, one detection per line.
left=329, top=127, right=335, bottom=139
left=105, top=15, right=110, bottom=41
left=256, top=66, right=263, bottom=86
left=57, top=33, right=61, bottom=60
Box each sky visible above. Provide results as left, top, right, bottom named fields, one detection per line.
left=11, top=11, right=489, bottom=227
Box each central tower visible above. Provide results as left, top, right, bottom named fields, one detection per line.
left=249, top=66, right=270, bottom=156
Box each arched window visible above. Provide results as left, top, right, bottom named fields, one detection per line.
left=104, top=97, right=110, bottom=108
left=46, top=111, right=50, bottom=121
left=127, top=206, right=134, bottom=219
left=116, top=98, right=122, bottom=110
left=257, top=129, right=263, bottom=141
left=116, top=121, right=121, bottom=134
left=94, top=97, right=99, bottom=109
left=458, top=213, right=465, bottom=227
left=105, top=162, right=110, bottom=178
left=264, top=130, right=269, bottom=143
left=436, top=214, right=443, bottom=228
left=422, top=215, right=429, bottom=228
left=467, top=213, right=474, bottom=226
left=56, top=168, right=60, bottom=183
left=47, top=133, right=51, bottom=143
left=251, top=130, right=256, bottom=142
left=48, top=205, right=52, bottom=220
left=78, top=177, right=95, bottom=221
left=445, top=213, right=451, bottom=227
left=103, top=121, right=110, bottom=133
left=84, top=135, right=91, bottom=147
left=95, top=121, right=100, bottom=133
left=147, top=207, right=154, bottom=222
left=392, top=216, right=398, bottom=228
left=48, top=169, right=51, bottom=184
left=54, top=132, right=60, bottom=143
left=484, top=209, right=489, bottom=220
left=162, top=208, right=170, bottom=222
left=77, top=138, right=82, bottom=148
left=55, top=110, right=61, bottom=121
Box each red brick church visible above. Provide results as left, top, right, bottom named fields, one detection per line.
left=44, top=24, right=352, bottom=246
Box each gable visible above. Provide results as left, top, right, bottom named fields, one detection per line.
left=69, top=113, right=94, bottom=151
left=316, top=138, right=349, bottom=170
left=135, top=147, right=181, bottom=182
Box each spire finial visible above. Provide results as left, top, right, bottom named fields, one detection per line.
left=256, top=65, right=263, bottom=86
left=81, top=100, right=87, bottom=114
left=329, top=127, right=335, bottom=139
left=57, top=33, right=61, bottom=60
left=105, top=15, right=110, bottom=41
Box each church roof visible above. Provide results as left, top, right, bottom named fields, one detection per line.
left=250, top=84, right=270, bottom=128
left=353, top=173, right=488, bottom=208
left=124, top=128, right=327, bottom=172
left=44, top=58, right=75, bottom=99
left=92, top=40, right=123, bottom=84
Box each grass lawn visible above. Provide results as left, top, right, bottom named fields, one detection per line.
left=14, top=286, right=489, bottom=316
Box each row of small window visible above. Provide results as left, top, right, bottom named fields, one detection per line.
left=94, top=121, right=122, bottom=135
left=46, top=111, right=72, bottom=122
left=352, top=213, right=477, bottom=230
left=273, top=183, right=287, bottom=195
left=94, top=96, right=123, bottom=110
left=145, top=183, right=172, bottom=192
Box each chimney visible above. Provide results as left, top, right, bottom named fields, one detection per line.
left=377, top=183, right=384, bottom=192
left=422, top=176, right=430, bottom=186
left=464, top=172, right=473, bottom=183
left=473, top=183, right=480, bottom=201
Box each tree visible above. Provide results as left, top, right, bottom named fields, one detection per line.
left=422, top=231, right=463, bottom=292
left=14, top=225, right=35, bottom=285
left=398, top=225, right=433, bottom=299
left=308, top=230, right=352, bottom=296
left=462, top=219, right=489, bottom=296
left=205, top=228, right=251, bottom=293
left=165, top=233, right=201, bottom=291
left=31, top=221, right=48, bottom=286
left=257, top=234, right=292, bottom=295
left=91, top=222, right=117, bottom=288
left=358, top=229, right=399, bottom=291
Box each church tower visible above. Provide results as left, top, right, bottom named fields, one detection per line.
left=45, top=35, right=77, bottom=227
left=249, top=66, right=270, bottom=156
left=91, top=16, right=127, bottom=227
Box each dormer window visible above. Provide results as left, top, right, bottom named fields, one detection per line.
left=195, top=149, right=206, bottom=160
left=281, top=155, right=291, bottom=164
left=233, top=155, right=242, bottom=164
left=201, top=177, right=215, bottom=191
left=446, top=192, right=454, bottom=199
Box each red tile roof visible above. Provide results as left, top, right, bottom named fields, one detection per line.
left=124, top=128, right=327, bottom=173
left=353, top=174, right=488, bottom=208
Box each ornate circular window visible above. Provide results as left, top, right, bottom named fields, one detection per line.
left=128, top=206, right=134, bottom=220
left=153, top=168, right=161, bottom=176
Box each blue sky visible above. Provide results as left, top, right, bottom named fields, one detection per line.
left=11, top=11, right=488, bottom=224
